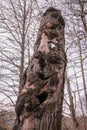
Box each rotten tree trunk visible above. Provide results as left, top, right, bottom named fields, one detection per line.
left=13, top=7, right=66, bottom=130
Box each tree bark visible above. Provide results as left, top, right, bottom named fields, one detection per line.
left=13, top=7, right=66, bottom=130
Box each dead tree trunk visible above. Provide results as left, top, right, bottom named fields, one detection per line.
left=13, top=7, right=66, bottom=130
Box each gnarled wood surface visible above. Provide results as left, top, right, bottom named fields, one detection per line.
left=13, top=7, right=66, bottom=130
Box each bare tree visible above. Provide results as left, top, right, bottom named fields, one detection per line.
left=73, top=67, right=87, bottom=130
left=64, top=0, right=87, bottom=112
left=0, top=0, right=35, bottom=102
left=66, top=72, right=78, bottom=130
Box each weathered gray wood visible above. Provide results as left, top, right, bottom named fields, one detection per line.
left=13, top=7, right=66, bottom=130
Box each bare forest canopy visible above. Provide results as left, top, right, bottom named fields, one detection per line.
left=0, top=0, right=87, bottom=130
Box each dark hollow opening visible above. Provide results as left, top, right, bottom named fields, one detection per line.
left=37, top=92, right=48, bottom=104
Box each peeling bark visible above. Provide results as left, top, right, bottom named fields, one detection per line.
left=13, top=7, right=66, bottom=130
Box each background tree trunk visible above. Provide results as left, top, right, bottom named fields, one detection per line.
left=14, top=7, right=66, bottom=130
left=66, top=72, right=78, bottom=130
